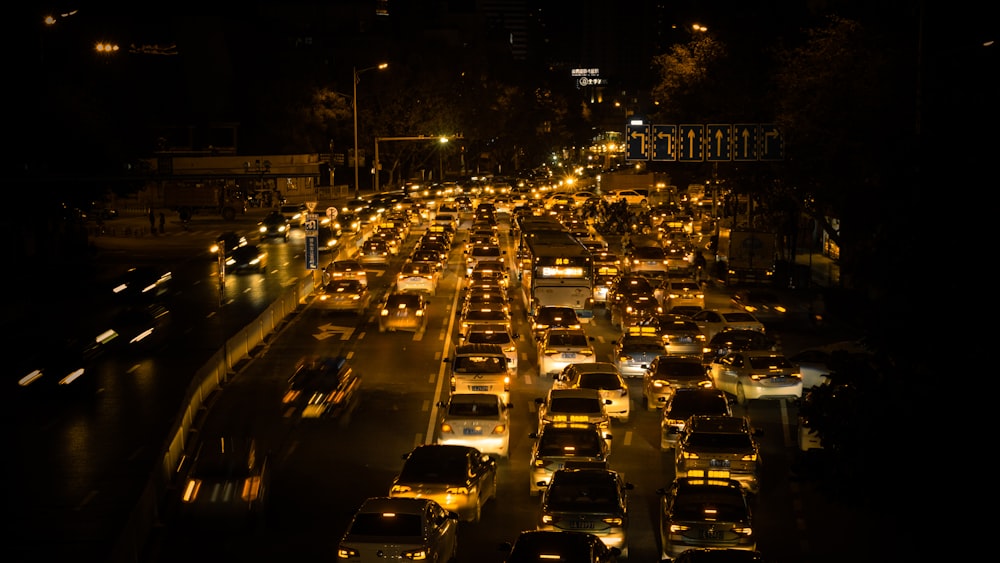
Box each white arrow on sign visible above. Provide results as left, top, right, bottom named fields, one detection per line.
left=313, top=323, right=356, bottom=341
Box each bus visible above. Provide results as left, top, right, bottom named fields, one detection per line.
left=518, top=226, right=595, bottom=322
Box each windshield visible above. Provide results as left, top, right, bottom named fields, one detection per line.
left=453, top=355, right=506, bottom=373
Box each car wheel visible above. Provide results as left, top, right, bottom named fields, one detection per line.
left=736, top=383, right=748, bottom=406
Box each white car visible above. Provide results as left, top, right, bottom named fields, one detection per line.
left=708, top=350, right=803, bottom=406
left=604, top=189, right=648, bottom=206
left=463, top=323, right=518, bottom=373
left=552, top=362, right=631, bottom=423
left=690, top=308, right=765, bottom=341
left=434, top=393, right=513, bottom=458
left=396, top=260, right=440, bottom=296
left=537, top=328, right=595, bottom=376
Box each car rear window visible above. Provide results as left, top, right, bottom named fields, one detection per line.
left=538, top=430, right=603, bottom=457
left=448, top=400, right=500, bottom=417
left=453, top=355, right=506, bottom=373
left=673, top=490, right=747, bottom=521
left=350, top=512, right=422, bottom=537
left=549, top=397, right=602, bottom=414
left=748, top=356, right=793, bottom=370
left=686, top=432, right=754, bottom=450
left=578, top=372, right=623, bottom=390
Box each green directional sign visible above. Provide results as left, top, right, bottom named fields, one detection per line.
left=733, top=124, right=758, bottom=161
left=625, top=122, right=783, bottom=162
left=651, top=125, right=677, bottom=161
left=626, top=123, right=650, bottom=161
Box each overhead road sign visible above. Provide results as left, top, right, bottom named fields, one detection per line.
left=626, top=123, right=650, bottom=161
left=678, top=125, right=704, bottom=162
left=706, top=124, right=732, bottom=162
left=651, top=125, right=676, bottom=161
left=624, top=122, right=784, bottom=162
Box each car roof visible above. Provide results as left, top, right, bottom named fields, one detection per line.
left=688, top=415, right=750, bottom=433
left=565, top=362, right=619, bottom=373
left=548, top=388, right=602, bottom=400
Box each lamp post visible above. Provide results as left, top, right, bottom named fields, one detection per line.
left=352, top=63, right=388, bottom=199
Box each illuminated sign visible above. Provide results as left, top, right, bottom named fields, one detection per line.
left=571, top=68, right=601, bottom=77
left=541, top=266, right=585, bottom=277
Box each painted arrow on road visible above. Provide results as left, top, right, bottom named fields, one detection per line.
left=313, top=323, right=356, bottom=341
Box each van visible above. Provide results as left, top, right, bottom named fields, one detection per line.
left=445, top=343, right=511, bottom=402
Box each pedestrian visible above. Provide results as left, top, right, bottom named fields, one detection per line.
left=148, top=208, right=156, bottom=235
left=159, top=212, right=166, bottom=234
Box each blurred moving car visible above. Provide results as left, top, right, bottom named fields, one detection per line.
left=674, top=415, right=762, bottom=495
left=528, top=423, right=612, bottom=496
left=257, top=210, right=290, bottom=242
left=500, top=530, right=621, bottom=563
left=708, top=351, right=803, bottom=406
left=660, top=388, right=732, bottom=451
left=552, top=362, right=631, bottom=423
left=703, top=329, right=779, bottom=365
left=389, top=444, right=498, bottom=522
left=178, top=435, right=270, bottom=529
left=434, top=393, right=513, bottom=458
left=657, top=478, right=757, bottom=560
left=106, top=304, right=172, bottom=353
left=226, top=244, right=268, bottom=274
left=110, top=266, right=172, bottom=305
left=337, top=497, right=458, bottom=562
left=378, top=291, right=428, bottom=333
left=730, top=288, right=793, bottom=324
left=278, top=202, right=307, bottom=228
left=537, top=468, right=633, bottom=558
left=210, top=231, right=248, bottom=258
left=690, top=309, right=765, bottom=342
left=281, top=355, right=360, bottom=420
left=641, top=355, right=713, bottom=411
left=315, top=279, right=371, bottom=314
left=537, top=328, right=596, bottom=377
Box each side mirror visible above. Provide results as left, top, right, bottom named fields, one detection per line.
left=436, top=401, right=446, bottom=408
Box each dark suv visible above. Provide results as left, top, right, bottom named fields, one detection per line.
left=258, top=210, right=289, bottom=242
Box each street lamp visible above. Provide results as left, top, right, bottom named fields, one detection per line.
left=353, top=63, right=388, bottom=199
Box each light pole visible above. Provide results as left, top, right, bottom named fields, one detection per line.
left=353, top=63, right=388, bottom=199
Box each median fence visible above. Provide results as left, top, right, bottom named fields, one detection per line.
left=109, top=272, right=317, bottom=563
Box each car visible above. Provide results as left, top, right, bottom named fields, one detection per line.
left=611, top=326, right=668, bottom=378
left=389, top=444, right=498, bottom=522
left=690, top=308, right=765, bottom=342
left=226, top=244, right=268, bottom=274
left=530, top=306, right=582, bottom=339
left=315, top=221, right=342, bottom=253
left=331, top=211, right=363, bottom=234
left=641, top=355, right=714, bottom=411
left=340, top=198, right=369, bottom=213
left=469, top=260, right=510, bottom=288
left=359, top=238, right=392, bottom=266
left=703, top=329, right=779, bottom=365
left=105, top=303, right=172, bottom=353
left=537, top=328, right=596, bottom=377
left=535, top=388, right=612, bottom=437
left=463, top=323, right=519, bottom=373
left=315, top=279, right=371, bottom=314
left=459, top=306, right=512, bottom=340
left=609, top=293, right=663, bottom=330
left=607, top=274, right=654, bottom=309
left=528, top=423, right=612, bottom=496
left=657, top=478, right=757, bottom=560
left=787, top=339, right=872, bottom=390
left=661, top=388, right=733, bottom=451
left=656, top=278, right=705, bottom=312
left=500, top=530, right=621, bottom=563
left=672, top=548, right=765, bottom=563
left=337, top=497, right=458, bottom=562
left=178, top=435, right=270, bottom=529
left=378, top=291, right=428, bottom=333
left=465, top=244, right=506, bottom=275
left=368, top=230, right=402, bottom=256
left=416, top=239, right=450, bottom=265
left=604, top=189, right=648, bottom=206
left=537, top=468, right=633, bottom=558
left=278, top=203, right=307, bottom=228
left=110, top=266, right=173, bottom=305
left=463, top=288, right=510, bottom=315
left=409, top=247, right=447, bottom=272
left=445, top=343, right=512, bottom=401
left=396, top=260, right=441, bottom=296
left=16, top=328, right=115, bottom=397
left=708, top=350, right=803, bottom=406
left=257, top=210, right=289, bottom=241
left=210, top=231, right=248, bottom=258
left=281, top=355, right=361, bottom=419
left=552, top=362, right=631, bottom=423
left=639, top=314, right=708, bottom=356
left=434, top=393, right=513, bottom=458
left=664, top=246, right=693, bottom=273
left=674, top=415, right=762, bottom=494
left=730, top=288, right=794, bottom=325
left=323, top=259, right=368, bottom=287
left=627, top=244, right=668, bottom=275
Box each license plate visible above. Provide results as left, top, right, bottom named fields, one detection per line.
left=471, top=385, right=489, bottom=391
left=570, top=520, right=594, bottom=530
left=677, top=337, right=693, bottom=343
left=709, top=459, right=731, bottom=468
left=702, top=529, right=724, bottom=540
left=561, top=353, right=577, bottom=359
left=463, top=428, right=483, bottom=435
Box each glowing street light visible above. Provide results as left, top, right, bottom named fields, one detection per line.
left=352, top=63, right=388, bottom=198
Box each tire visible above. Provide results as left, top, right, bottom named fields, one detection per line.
left=736, top=383, right=748, bottom=406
